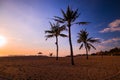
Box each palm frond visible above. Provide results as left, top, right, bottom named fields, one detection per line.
left=61, top=9, right=67, bottom=20
left=67, top=6, right=71, bottom=17
left=77, top=39, right=82, bottom=43
left=88, top=43, right=96, bottom=50
left=49, top=22, right=53, bottom=28
left=59, top=25, right=67, bottom=31
left=45, top=30, right=54, bottom=34
left=87, top=37, right=100, bottom=43
left=45, top=35, right=54, bottom=40
left=86, top=43, right=91, bottom=51
left=76, top=22, right=90, bottom=25
left=72, top=9, right=80, bottom=22
left=54, top=16, right=64, bottom=21
left=79, top=44, right=83, bottom=50
left=53, top=18, right=65, bottom=23
left=59, top=34, right=68, bottom=37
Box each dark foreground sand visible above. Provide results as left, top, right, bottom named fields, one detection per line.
left=0, top=56, right=120, bottom=80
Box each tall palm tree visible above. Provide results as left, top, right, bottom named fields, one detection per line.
left=54, top=6, right=89, bottom=65
left=77, top=29, right=99, bottom=60
left=45, top=22, right=67, bottom=60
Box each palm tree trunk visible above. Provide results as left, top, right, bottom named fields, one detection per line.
left=55, top=36, right=59, bottom=60
left=85, top=44, right=88, bottom=60
left=68, top=26, right=74, bottom=65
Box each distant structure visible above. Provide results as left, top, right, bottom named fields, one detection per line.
left=37, top=52, right=42, bottom=55
left=49, top=53, right=53, bottom=57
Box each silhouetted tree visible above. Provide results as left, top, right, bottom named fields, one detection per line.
left=91, top=47, right=120, bottom=56
left=49, top=53, right=53, bottom=57
left=54, top=6, right=89, bottom=65
left=109, top=47, right=120, bottom=55
left=77, top=29, right=99, bottom=60
left=45, top=22, right=67, bottom=60
left=37, top=52, right=42, bottom=55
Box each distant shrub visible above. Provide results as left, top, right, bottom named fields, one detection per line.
left=49, top=53, right=53, bottom=57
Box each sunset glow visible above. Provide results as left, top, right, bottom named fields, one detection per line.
left=0, top=35, right=7, bottom=47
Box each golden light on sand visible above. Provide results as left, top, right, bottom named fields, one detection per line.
left=0, top=35, right=7, bottom=47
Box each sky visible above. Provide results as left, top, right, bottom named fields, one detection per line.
left=0, top=0, right=120, bottom=57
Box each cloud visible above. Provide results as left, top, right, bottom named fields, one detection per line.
left=95, top=38, right=120, bottom=51
left=101, top=38, right=120, bottom=44
left=100, top=19, right=120, bottom=33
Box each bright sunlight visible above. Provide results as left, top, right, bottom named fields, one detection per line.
left=0, top=35, right=7, bottom=47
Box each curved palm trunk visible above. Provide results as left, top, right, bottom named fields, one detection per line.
left=68, top=26, right=74, bottom=65
left=85, top=44, right=88, bottom=60
left=55, top=36, right=59, bottom=60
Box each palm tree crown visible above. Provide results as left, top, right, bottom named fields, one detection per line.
left=77, top=29, right=99, bottom=59
left=54, top=6, right=89, bottom=26
left=45, top=22, right=67, bottom=40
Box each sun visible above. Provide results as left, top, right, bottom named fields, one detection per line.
left=0, top=35, right=7, bottom=47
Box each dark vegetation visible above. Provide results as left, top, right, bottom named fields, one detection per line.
left=91, top=47, right=120, bottom=56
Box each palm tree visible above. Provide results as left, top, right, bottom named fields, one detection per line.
left=45, top=22, right=67, bottom=60
left=77, top=29, right=99, bottom=60
left=54, top=6, right=89, bottom=65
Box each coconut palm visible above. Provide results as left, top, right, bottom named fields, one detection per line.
left=77, top=29, right=99, bottom=60
left=45, top=22, right=67, bottom=60
left=54, top=6, right=89, bottom=65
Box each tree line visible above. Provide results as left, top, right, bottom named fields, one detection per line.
left=91, top=47, right=120, bottom=56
